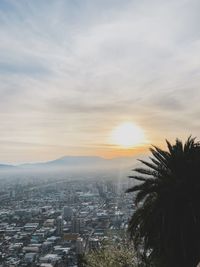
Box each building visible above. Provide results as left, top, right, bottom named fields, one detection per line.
left=71, top=216, right=80, bottom=234
left=56, top=216, right=63, bottom=237
left=63, top=206, right=73, bottom=221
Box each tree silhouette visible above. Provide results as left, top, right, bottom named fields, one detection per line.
left=126, top=137, right=200, bottom=267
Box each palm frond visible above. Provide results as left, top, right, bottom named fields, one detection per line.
left=134, top=168, right=156, bottom=176
left=128, top=175, right=147, bottom=182
left=135, top=188, right=158, bottom=205
left=137, top=159, right=159, bottom=172
left=149, top=148, right=169, bottom=168
left=126, top=178, right=158, bottom=193
left=183, top=136, right=196, bottom=152
left=126, top=136, right=200, bottom=267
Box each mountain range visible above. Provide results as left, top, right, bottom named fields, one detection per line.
left=0, top=155, right=146, bottom=181
left=0, top=155, right=142, bottom=169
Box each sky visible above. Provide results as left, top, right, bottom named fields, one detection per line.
left=0, top=0, right=200, bottom=163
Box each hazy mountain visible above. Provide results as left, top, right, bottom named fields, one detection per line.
left=0, top=155, right=146, bottom=181
left=19, top=155, right=144, bottom=169
left=0, top=164, right=16, bottom=169
left=21, top=156, right=108, bottom=168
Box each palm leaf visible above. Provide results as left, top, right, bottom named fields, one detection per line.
left=126, top=136, right=200, bottom=267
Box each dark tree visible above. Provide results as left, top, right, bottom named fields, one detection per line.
left=126, top=137, right=200, bottom=267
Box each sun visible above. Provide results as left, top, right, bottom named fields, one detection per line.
left=111, top=122, right=145, bottom=148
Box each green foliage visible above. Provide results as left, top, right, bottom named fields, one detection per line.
left=83, top=241, right=137, bottom=267
left=127, top=137, right=200, bottom=267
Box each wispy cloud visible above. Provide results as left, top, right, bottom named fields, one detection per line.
left=0, top=0, right=200, bottom=162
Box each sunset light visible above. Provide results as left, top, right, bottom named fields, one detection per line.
left=111, top=122, right=145, bottom=148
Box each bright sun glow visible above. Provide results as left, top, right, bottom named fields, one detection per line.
left=111, top=122, right=145, bottom=148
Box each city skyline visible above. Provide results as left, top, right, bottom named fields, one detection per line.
left=0, top=0, right=200, bottom=163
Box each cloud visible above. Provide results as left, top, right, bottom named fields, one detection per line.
left=0, top=0, right=200, bottom=161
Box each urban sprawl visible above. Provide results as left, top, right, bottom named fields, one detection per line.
left=0, top=177, right=134, bottom=266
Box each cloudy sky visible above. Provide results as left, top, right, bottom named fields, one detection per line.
left=0, top=0, right=200, bottom=163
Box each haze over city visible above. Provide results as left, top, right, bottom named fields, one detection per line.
left=1, top=1, right=200, bottom=267
left=0, top=0, right=200, bottom=163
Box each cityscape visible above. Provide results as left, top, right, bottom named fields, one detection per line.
left=0, top=0, right=199, bottom=266
left=0, top=174, right=134, bottom=267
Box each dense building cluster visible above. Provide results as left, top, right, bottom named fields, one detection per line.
left=0, top=177, right=134, bottom=266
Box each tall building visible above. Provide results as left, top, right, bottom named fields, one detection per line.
left=71, top=216, right=80, bottom=233
left=63, top=206, right=73, bottom=221
left=56, top=216, right=63, bottom=236
left=76, top=237, right=84, bottom=254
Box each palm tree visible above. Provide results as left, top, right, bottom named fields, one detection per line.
left=126, top=137, right=200, bottom=267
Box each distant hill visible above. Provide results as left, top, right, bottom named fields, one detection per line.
left=19, top=155, right=141, bottom=169
left=0, top=155, right=146, bottom=180
left=0, top=164, right=16, bottom=169
left=26, top=156, right=108, bottom=167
